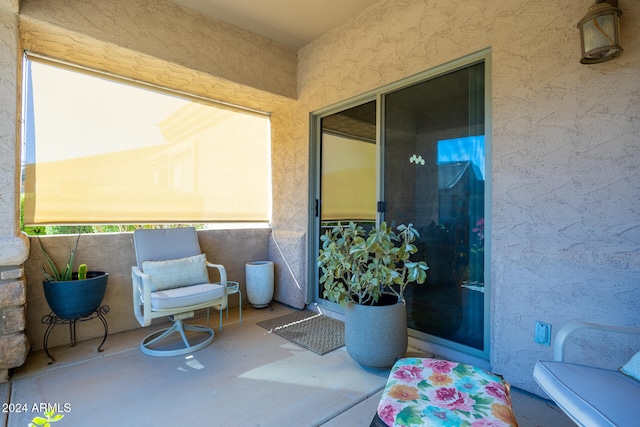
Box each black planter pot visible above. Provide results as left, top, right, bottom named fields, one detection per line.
left=43, top=271, right=108, bottom=319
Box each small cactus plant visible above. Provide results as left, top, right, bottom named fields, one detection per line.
left=78, top=263, right=88, bottom=280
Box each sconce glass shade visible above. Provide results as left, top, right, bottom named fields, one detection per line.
left=577, top=1, right=623, bottom=64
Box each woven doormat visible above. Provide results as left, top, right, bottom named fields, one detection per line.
left=257, top=310, right=345, bottom=355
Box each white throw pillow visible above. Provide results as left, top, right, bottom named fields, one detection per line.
left=141, top=254, right=209, bottom=291
left=620, top=351, right=640, bottom=382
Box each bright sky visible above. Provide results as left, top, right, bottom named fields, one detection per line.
left=438, top=135, right=485, bottom=180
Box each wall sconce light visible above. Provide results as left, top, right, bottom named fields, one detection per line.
left=577, top=0, right=623, bottom=64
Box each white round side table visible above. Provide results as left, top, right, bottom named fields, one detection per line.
left=210, top=281, right=243, bottom=330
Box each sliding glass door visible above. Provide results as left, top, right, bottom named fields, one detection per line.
left=311, top=52, right=489, bottom=357
left=317, top=100, right=377, bottom=300
left=383, top=62, right=486, bottom=352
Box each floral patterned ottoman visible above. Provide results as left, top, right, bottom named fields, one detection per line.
left=372, top=358, right=518, bottom=427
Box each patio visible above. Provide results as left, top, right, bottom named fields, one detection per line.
left=2, top=303, right=574, bottom=427
left=0, top=0, right=638, bottom=408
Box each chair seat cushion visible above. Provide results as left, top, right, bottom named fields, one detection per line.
left=150, top=283, right=225, bottom=310
left=534, top=360, right=640, bottom=427
left=376, top=357, right=517, bottom=426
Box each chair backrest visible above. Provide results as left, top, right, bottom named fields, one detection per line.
left=133, top=227, right=203, bottom=268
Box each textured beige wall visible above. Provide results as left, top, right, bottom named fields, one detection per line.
left=20, top=16, right=291, bottom=114
left=20, top=0, right=297, bottom=100
left=295, top=0, right=640, bottom=394
left=0, top=3, right=30, bottom=375
left=0, top=0, right=17, bottom=13
left=0, top=5, right=18, bottom=239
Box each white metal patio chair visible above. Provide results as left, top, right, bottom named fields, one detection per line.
left=131, top=227, right=228, bottom=357
left=533, top=321, right=640, bottom=426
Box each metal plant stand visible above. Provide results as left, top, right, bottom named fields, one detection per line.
left=41, top=305, right=110, bottom=364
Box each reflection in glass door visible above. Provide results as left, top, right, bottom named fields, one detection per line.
left=318, top=101, right=377, bottom=300
left=383, top=62, right=486, bottom=351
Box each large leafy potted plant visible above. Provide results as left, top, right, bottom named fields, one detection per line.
left=318, top=222, right=428, bottom=368
left=38, top=234, right=108, bottom=320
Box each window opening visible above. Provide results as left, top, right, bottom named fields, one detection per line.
left=21, top=54, right=271, bottom=227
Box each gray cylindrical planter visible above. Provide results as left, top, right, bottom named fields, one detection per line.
left=245, top=261, right=274, bottom=308
left=345, top=297, right=407, bottom=368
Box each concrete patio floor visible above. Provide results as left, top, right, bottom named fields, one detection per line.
left=1, top=303, right=574, bottom=426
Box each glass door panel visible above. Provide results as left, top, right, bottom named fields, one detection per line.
left=383, top=62, right=486, bottom=351
left=318, top=100, right=377, bottom=300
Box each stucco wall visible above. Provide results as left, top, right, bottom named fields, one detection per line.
left=19, top=0, right=297, bottom=106
left=20, top=0, right=297, bottom=99
left=269, top=102, right=310, bottom=308
left=0, top=2, right=30, bottom=378
left=295, top=0, right=640, bottom=393
left=0, top=2, right=18, bottom=238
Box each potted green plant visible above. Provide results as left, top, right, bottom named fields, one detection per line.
left=38, top=234, right=108, bottom=320
left=318, top=221, right=428, bottom=368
